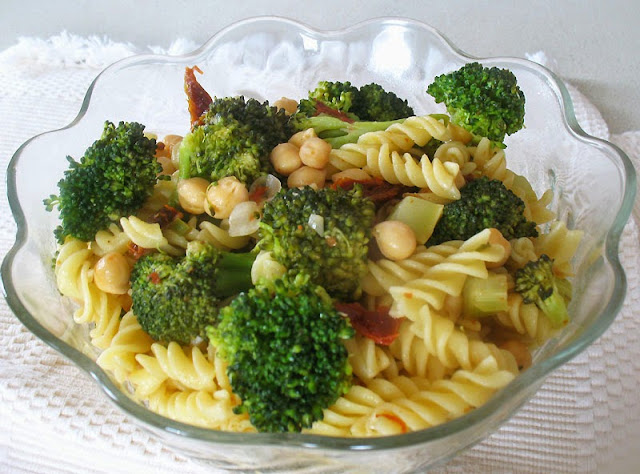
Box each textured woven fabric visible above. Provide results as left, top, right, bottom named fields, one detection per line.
left=0, top=34, right=638, bottom=473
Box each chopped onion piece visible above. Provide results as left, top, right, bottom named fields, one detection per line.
left=308, top=213, right=324, bottom=237
left=250, top=174, right=282, bottom=203
left=228, top=201, right=260, bottom=237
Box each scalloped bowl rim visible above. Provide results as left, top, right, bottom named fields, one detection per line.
left=2, top=15, right=636, bottom=451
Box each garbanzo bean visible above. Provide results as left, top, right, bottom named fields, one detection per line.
left=273, top=97, right=298, bottom=115
left=270, top=143, right=302, bottom=176
left=94, top=252, right=130, bottom=295
left=288, top=128, right=317, bottom=148
left=373, top=220, right=417, bottom=261
left=299, top=136, right=332, bottom=169
left=205, top=176, right=250, bottom=219
left=287, top=166, right=326, bottom=190
left=177, top=177, right=209, bottom=215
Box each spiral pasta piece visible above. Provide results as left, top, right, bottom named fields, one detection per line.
left=389, top=229, right=508, bottom=313
left=495, top=292, right=555, bottom=345
left=433, top=140, right=476, bottom=176
left=120, top=216, right=183, bottom=256
left=400, top=298, right=518, bottom=373
left=96, top=311, right=155, bottom=384
left=364, top=145, right=461, bottom=199
left=348, top=356, right=515, bottom=436
left=534, top=220, right=583, bottom=277
left=146, top=342, right=217, bottom=392
left=146, top=385, right=254, bottom=431
left=55, top=238, right=94, bottom=301
left=328, top=114, right=451, bottom=172
left=344, top=335, right=392, bottom=381
left=92, top=223, right=132, bottom=256
left=197, top=220, right=250, bottom=250
left=470, top=137, right=515, bottom=189
left=388, top=320, right=450, bottom=381
left=362, top=243, right=461, bottom=297
left=508, top=237, right=538, bottom=270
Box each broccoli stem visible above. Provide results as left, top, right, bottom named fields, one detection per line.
left=295, top=116, right=403, bottom=148
left=214, top=251, right=257, bottom=298
left=537, top=285, right=569, bottom=328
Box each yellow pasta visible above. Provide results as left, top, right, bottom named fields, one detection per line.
left=348, top=356, right=515, bottom=437
left=534, top=220, right=584, bottom=277
left=344, top=334, right=393, bottom=381
left=495, top=292, right=555, bottom=345
left=364, top=146, right=461, bottom=199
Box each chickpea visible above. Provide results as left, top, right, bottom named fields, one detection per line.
left=287, top=166, right=326, bottom=190
left=299, top=136, right=332, bottom=169
left=270, top=143, right=302, bottom=176
left=288, top=128, right=317, bottom=148
left=500, top=340, right=532, bottom=370
left=94, top=252, right=130, bottom=295
left=177, top=177, right=209, bottom=215
left=162, top=134, right=183, bottom=155
left=486, top=228, right=512, bottom=268
left=373, top=220, right=417, bottom=261
left=157, top=155, right=176, bottom=176
left=205, top=176, right=250, bottom=219
left=273, top=97, right=298, bottom=115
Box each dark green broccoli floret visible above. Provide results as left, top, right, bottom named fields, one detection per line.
left=514, top=254, right=571, bottom=327
left=179, top=96, right=293, bottom=184
left=44, top=121, right=162, bottom=243
left=428, top=176, right=538, bottom=245
left=207, top=273, right=354, bottom=433
left=258, top=185, right=375, bottom=301
left=130, top=241, right=256, bottom=344
left=426, top=62, right=525, bottom=146
left=290, top=81, right=414, bottom=148
left=351, top=83, right=415, bottom=121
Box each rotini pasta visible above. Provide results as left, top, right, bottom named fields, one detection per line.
left=364, top=145, right=462, bottom=199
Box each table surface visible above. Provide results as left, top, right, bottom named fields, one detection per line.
left=1, top=0, right=639, bottom=136
left=1, top=1, right=639, bottom=473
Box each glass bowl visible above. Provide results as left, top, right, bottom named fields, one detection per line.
left=2, top=16, right=636, bottom=473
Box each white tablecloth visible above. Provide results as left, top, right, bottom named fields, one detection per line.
left=1, top=33, right=639, bottom=473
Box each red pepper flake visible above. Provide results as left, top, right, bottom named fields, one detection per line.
left=149, top=205, right=184, bottom=228
left=404, top=292, right=413, bottom=299
left=335, top=302, right=402, bottom=346
left=376, top=413, right=408, bottom=433
left=249, top=184, right=268, bottom=203
left=148, top=272, right=161, bottom=284
left=331, top=177, right=410, bottom=204
left=128, top=242, right=152, bottom=260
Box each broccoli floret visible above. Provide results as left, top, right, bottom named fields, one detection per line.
left=258, top=185, right=375, bottom=301
left=290, top=81, right=414, bottom=148
left=179, top=96, right=293, bottom=184
left=428, top=176, right=538, bottom=245
left=44, top=121, right=162, bottom=243
left=426, top=62, right=525, bottom=146
left=297, top=80, right=359, bottom=118
left=207, top=273, right=354, bottom=432
left=351, top=83, right=415, bottom=121
left=130, top=241, right=256, bottom=344
left=514, top=254, right=571, bottom=327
